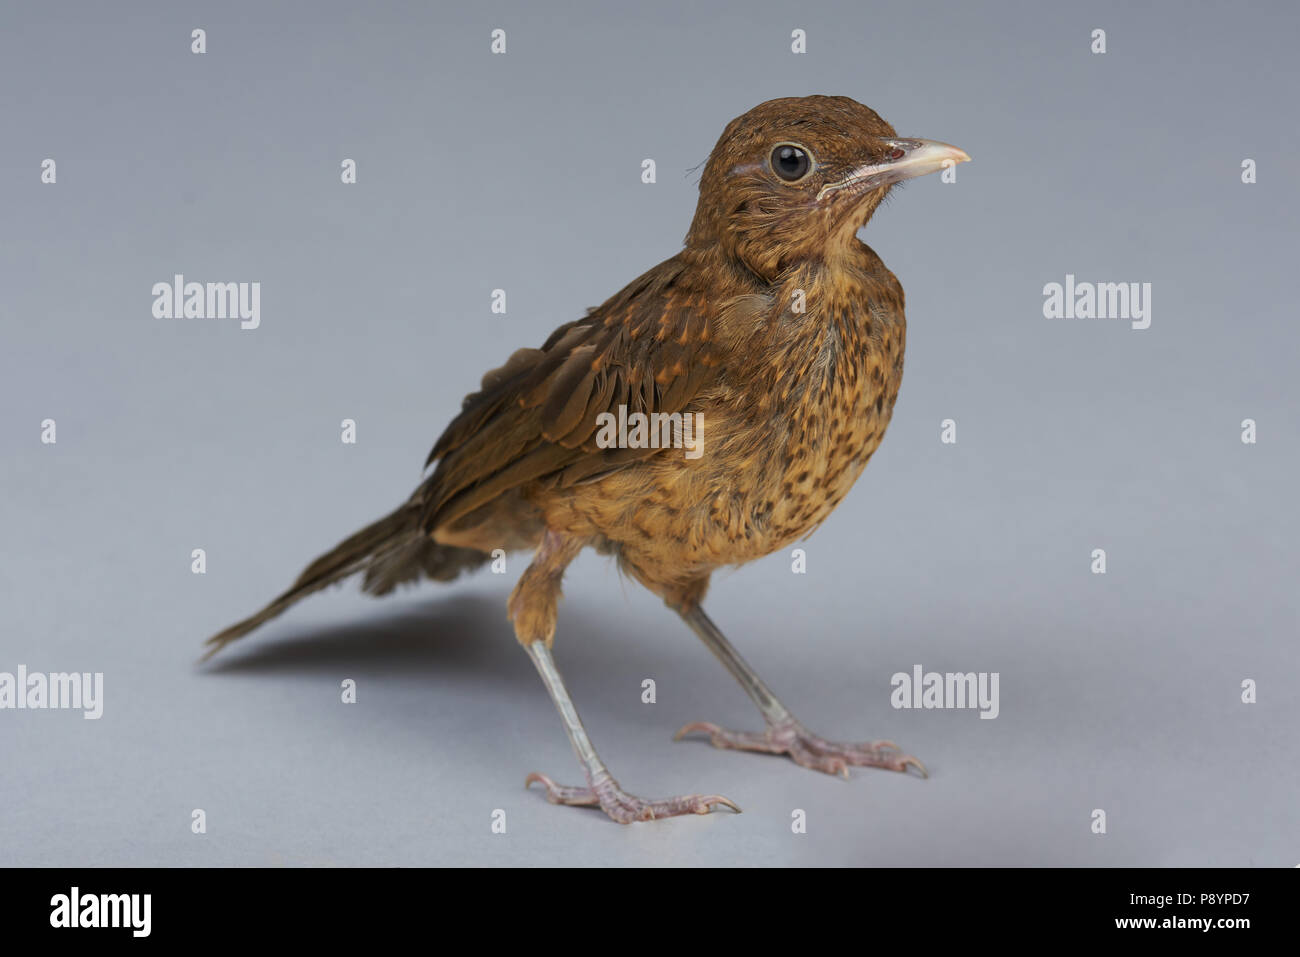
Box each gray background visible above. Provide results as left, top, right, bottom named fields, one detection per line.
left=2, top=0, right=1297, bottom=866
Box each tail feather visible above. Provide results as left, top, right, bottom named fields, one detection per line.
left=201, top=504, right=485, bottom=661
left=361, top=536, right=488, bottom=595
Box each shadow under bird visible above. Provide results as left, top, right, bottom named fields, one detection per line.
left=205, top=95, right=970, bottom=823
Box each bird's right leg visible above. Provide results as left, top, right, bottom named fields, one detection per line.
left=671, top=601, right=927, bottom=779
left=510, top=530, right=740, bottom=824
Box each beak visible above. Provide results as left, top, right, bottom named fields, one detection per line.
left=817, top=138, right=971, bottom=202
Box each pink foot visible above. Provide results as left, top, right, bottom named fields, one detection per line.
left=525, top=771, right=741, bottom=824
left=674, top=718, right=927, bottom=779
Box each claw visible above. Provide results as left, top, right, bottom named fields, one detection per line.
left=673, top=721, right=719, bottom=742
left=524, top=771, right=554, bottom=791
left=702, top=795, right=743, bottom=814
left=525, top=770, right=598, bottom=806
left=900, top=756, right=929, bottom=779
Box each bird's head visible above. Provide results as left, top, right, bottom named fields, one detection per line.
left=686, top=95, right=969, bottom=280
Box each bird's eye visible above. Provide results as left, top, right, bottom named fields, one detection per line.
left=770, top=143, right=812, bottom=183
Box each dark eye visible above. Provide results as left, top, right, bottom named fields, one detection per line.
left=771, top=143, right=812, bottom=182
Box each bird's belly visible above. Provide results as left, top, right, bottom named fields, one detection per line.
left=565, top=361, right=902, bottom=579
left=729, top=388, right=894, bottom=555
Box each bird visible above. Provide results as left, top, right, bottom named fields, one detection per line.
left=203, top=95, right=970, bottom=824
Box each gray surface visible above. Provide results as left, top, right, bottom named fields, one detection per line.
left=2, top=0, right=1297, bottom=866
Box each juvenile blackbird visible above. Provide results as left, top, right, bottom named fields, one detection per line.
left=205, top=95, right=969, bottom=823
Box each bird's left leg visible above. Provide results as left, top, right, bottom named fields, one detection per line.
left=671, top=601, right=927, bottom=779
left=510, top=531, right=740, bottom=823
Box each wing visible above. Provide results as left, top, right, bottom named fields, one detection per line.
left=417, top=253, right=742, bottom=535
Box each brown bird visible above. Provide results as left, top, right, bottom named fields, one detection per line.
left=204, top=95, right=969, bottom=823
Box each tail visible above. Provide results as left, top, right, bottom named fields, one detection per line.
left=201, top=503, right=488, bottom=661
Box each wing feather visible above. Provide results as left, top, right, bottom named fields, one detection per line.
left=417, top=254, right=728, bottom=533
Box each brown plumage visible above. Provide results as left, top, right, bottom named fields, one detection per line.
left=205, top=95, right=969, bottom=823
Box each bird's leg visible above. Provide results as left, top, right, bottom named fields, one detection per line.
left=511, top=531, right=740, bottom=823
left=672, top=603, right=927, bottom=779
left=522, top=642, right=740, bottom=822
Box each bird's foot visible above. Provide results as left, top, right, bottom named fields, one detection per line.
left=525, top=771, right=741, bottom=824
left=674, top=718, right=927, bottom=779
